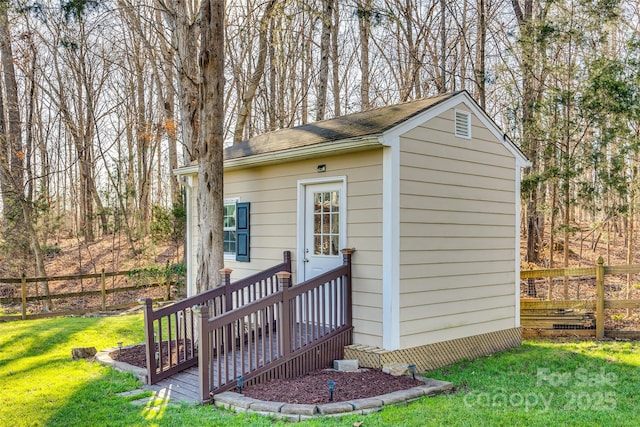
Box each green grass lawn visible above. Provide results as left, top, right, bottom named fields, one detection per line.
left=1, top=314, right=639, bottom=426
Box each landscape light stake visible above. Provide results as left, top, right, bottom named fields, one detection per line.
left=408, top=364, right=416, bottom=380
left=117, top=341, right=123, bottom=357
left=327, top=380, right=336, bottom=402
left=237, top=376, right=245, bottom=394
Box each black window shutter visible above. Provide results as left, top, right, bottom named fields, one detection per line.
left=235, top=202, right=250, bottom=262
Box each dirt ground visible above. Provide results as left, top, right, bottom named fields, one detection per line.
left=0, top=235, right=183, bottom=315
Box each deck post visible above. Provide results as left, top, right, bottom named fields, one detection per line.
left=281, top=251, right=292, bottom=295
left=194, top=304, right=211, bottom=403
left=220, top=268, right=233, bottom=312
left=220, top=268, right=233, bottom=351
left=595, top=257, right=605, bottom=339
left=341, top=249, right=355, bottom=327
left=283, top=251, right=292, bottom=273
left=277, top=271, right=292, bottom=357
left=138, top=298, right=156, bottom=384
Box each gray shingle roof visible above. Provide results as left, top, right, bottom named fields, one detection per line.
left=224, top=92, right=458, bottom=160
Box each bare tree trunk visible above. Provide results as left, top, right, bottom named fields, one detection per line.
left=357, top=0, right=372, bottom=109
left=316, top=0, right=333, bottom=121
left=268, top=14, right=278, bottom=130
left=0, top=3, right=25, bottom=243
left=0, top=4, right=50, bottom=308
left=233, top=0, right=276, bottom=143
left=163, top=0, right=201, bottom=162
left=301, top=4, right=311, bottom=124
left=331, top=0, right=340, bottom=117
left=459, top=0, right=468, bottom=92
left=512, top=0, right=548, bottom=264
left=438, top=0, right=447, bottom=93
left=160, top=37, right=180, bottom=204
left=475, top=0, right=486, bottom=107
left=197, top=0, right=225, bottom=293
left=627, top=166, right=636, bottom=315
left=135, top=56, right=151, bottom=233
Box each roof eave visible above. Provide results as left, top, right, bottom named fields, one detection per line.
left=223, top=135, right=382, bottom=170
left=174, top=164, right=199, bottom=176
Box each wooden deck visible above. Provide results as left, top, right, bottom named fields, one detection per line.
left=142, top=323, right=333, bottom=405
left=144, top=366, right=201, bottom=405
left=139, top=250, right=354, bottom=401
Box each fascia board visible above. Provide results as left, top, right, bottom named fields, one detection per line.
left=223, top=136, right=381, bottom=170
left=173, top=164, right=199, bottom=176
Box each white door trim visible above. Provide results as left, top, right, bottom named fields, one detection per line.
left=297, top=176, right=347, bottom=282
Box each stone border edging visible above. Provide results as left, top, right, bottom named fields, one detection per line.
left=95, top=346, right=149, bottom=384
left=213, top=377, right=453, bottom=422
left=95, top=346, right=453, bottom=421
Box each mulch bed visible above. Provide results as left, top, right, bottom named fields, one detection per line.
left=110, top=342, right=193, bottom=369
left=241, top=368, right=424, bottom=404
left=110, top=344, right=424, bottom=404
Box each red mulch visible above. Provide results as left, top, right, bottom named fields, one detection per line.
left=111, top=344, right=424, bottom=404
left=110, top=342, right=193, bottom=370
left=241, top=368, right=424, bottom=404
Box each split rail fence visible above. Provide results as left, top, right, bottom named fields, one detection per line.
left=521, top=257, right=640, bottom=339
left=0, top=268, right=178, bottom=321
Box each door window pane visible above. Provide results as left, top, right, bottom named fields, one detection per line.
left=312, top=190, right=340, bottom=256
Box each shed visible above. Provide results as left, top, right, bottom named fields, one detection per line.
left=175, top=90, right=529, bottom=371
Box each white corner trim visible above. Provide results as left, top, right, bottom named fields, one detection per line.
left=514, top=166, right=523, bottom=328
left=184, top=180, right=196, bottom=298
left=382, top=143, right=400, bottom=350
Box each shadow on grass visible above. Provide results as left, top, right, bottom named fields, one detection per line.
left=43, top=369, right=147, bottom=427
left=6, top=314, right=640, bottom=427
left=0, top=322, right=78, bottom=371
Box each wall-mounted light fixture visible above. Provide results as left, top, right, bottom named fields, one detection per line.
left=317, top=164, right=327, bottom=173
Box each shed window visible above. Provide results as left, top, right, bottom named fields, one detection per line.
left=223, top=202, right=237, bottom=255
left=223, top=200, right=250, bottom=262
left=455, top=110, right=471, bottom=139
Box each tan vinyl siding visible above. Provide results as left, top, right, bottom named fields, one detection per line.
left=402, top=272, right=515, bottom=292
left=398, top=106, right=517, bottom=346
left=401, top=306, right=514, bottom=337
left=222, top=149, right=384, bottom=347
left=400, top=282, right=515, bottom=306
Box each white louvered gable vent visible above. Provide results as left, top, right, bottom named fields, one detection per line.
left=455, top=110, right=471, bottom=139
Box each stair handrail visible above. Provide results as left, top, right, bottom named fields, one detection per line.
left=195, top=248, right=355, bottom=401
left=140, top=251, right=292, bottom=384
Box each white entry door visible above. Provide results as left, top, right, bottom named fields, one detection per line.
left=302, top=182, right=344, bottom=281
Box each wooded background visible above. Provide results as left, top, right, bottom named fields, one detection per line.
left=0, top=0, right=638, bottom=279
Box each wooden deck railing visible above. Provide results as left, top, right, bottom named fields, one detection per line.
left=521, top=257, right=640, bottom=339
left=195, top=249, right=354, bottom=402
left=139, top=251, right=292, bottom=384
